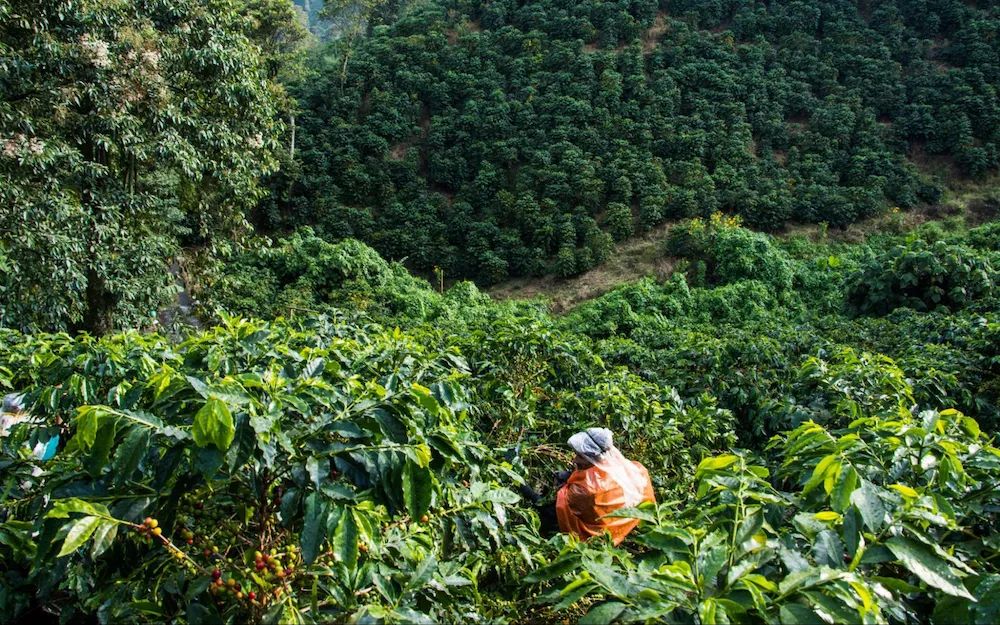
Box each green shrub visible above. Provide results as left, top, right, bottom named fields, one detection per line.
left=6, top=212, right=1000, bottom=625
left=0, top=317, right=540, bottom=623
left=846, top=239, right=997, bottom=316
left=531, top=407, right=1000, bottom=623
left=604, top=202, right=635, bottom=241
left=667, top=215, right=796, bottom=292
left=564, top=277, right=686, bottom=339
left=200, top=230, right=445, bottom=322
left=967, top=221, right=1000, bottom=252
left=787, top=348, right=915, bottom=427
left=688, top=280, right=784, bottom=324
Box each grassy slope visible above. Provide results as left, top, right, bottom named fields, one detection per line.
left=489, top=181, right=1000, bottom=311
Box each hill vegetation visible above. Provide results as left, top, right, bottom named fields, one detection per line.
left=2, top=1, right=1000, bottom=624
left=5, top=214, right=999, bottom=623
left=263, top=0, right=1000, bottom=283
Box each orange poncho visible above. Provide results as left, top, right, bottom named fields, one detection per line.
left=555, top=460, right=655, bottom=545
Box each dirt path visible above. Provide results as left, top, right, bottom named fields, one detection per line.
left=488, top=221, right=677, bottom=312
left=488, top=189, right=998, bottom=312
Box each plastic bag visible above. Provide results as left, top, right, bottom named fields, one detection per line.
left=556, top=429, right=654, bottom=544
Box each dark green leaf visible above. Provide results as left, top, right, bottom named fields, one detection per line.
left=580, top=602, right=627, bottom=625
left=525, top=555, right=581, bottom=583
left=812, top=530, right=843, bottom=568
left=886, top=536, right=973, bottom=599
left=300, top=493, right=327, bottom=565
left=84, top=419, right=116, bottom=476
left=112, top=428, right=150, bottom=487
left=850, top=480, right=886, bottom=532
left=402, top=461, right=432, bottom=520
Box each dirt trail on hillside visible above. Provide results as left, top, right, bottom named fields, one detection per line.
left=488, top=222, right=677, bottom=312
left=488, top=191, right=998, bottom=312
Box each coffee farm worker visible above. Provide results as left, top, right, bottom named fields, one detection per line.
left=1, top=393, right=59, bottom=461
left=555, top=427, right=655, bottom=545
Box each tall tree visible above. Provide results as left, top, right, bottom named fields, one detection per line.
left=0, top=0, right=286, bottom=333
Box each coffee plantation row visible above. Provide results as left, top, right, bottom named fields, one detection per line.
left=2, top=216, right=999, bottom=623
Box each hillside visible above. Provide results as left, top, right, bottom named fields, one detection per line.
left=4, top=215, right=1000, bottom=623
left=262, top=0, right=1000, bottom=284
left=3, top=1, right=1000, bottom=624
left=490, top=188, right=1000, bottom=310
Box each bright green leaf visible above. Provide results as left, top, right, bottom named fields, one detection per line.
left=57, top=516, right=102, bottom=557
left=192, top=397, right=235, bottom=451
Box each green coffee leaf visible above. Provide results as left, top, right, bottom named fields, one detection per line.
left=696, top=454, right=739, bottom=474
left=85, top=419, right=117, bottom=476
left=192, top=397, right=235, bottom=451
left=333, top=509, right=359, bottom=572
left=850, top=480, right=886, bottom=531
left=300, top=493, right=327, bottom=565
left=46, top=498, right=110, bottom=519
left=804, top=455, right=839, bottom=495
left=831, top=464, right=858, bottom=513
left=525, top=555, right=581, bottom=583
left=112, top=428, right=151, bottom=487
left=90, top=521, right=118, bottom=558
left=403, top=442, right=432, bottom=468
left=886, top=536, right=974, bottom=599
left=402, top=460, right=432, bottom=520
left=74, top=406, right=103, bottom=450
left=57, top=516, right=102, bottom=557
left=580, top=601, right=626, bottom=625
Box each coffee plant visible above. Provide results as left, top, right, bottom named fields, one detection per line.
left=846, top=239, right=997, bottom=316
left=3, top=222, right=999, bottom=624
left=0, top=317, right=541, bottom=623
left=531, top=407, right=1000, bottom=624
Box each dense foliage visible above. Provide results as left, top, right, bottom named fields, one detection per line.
left=3, top=1, right=1000, bottom=623
left=534, top=408, right=1000, bottom=624
left=4, top=216, right=999, bottom=623
left=196, top=228, right=450, bottom=322
left=0, top=0, right=300, bottom=333
left=845, top=238, right=997, bottom=316
left=567, top=216, right=1000, bottom=440
left=0, top=309, right=736, bottom=623
left=263, top=0, right=1000, bottom=282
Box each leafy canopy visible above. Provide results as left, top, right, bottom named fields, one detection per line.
left=0, top=0, right=286, bottom=333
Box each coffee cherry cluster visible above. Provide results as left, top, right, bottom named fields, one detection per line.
left=205, top=545, right=302, bottom=609
left=261, top=545, right=299, bottom=579
left=209, top=568, right=251, bottom=602
left=135, top=517, right=162, bottom=538
left=254, top=549, right=297, bottom=579
left=137, top=486, right=312, bottom=612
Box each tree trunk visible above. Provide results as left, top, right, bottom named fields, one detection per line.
left=289, top=112, right=296, bottom=160
left=75, top=134, right=117, bottom=335
left=80, top=269, right=116, bottom=335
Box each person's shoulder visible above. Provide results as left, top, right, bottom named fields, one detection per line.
left=567, top=466, right=601, bottom=487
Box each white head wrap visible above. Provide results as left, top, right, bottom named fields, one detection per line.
left=2, top=394, right=24, bottom=414
left=567, top=427, right=646, bottom=507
